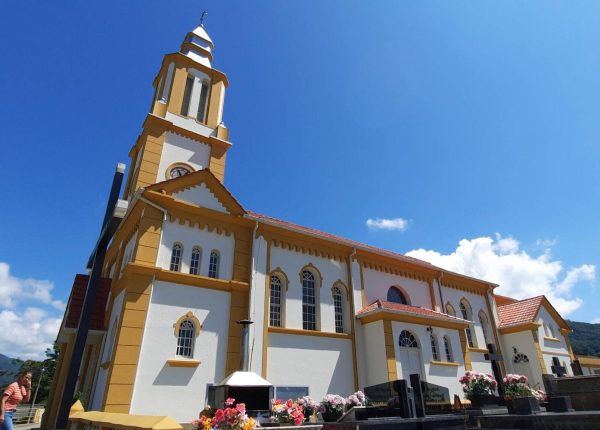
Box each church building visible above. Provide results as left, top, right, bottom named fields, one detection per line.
left=43, top=24, right=577, bottom=426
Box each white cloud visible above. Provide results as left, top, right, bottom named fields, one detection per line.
left=406, top=235, right=596, bottom=316
left=0, top=262, right=65, bottom=310
left=0, top=263, right=65, bottom=360
left=591, top=318, right=600, bottom=324
left=366, top=217, right=409, bottom=232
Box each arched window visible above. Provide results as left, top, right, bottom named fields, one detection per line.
left=269, top=275, right=283, bottom=327
left=333, top=287, right=344, bottom=333
left=387, top=287, right=408, bottom=304
left=460, top=299, right=475, bottom=348
left=170, top=243, right=183, bottom=272
left=430, top=334, right=440, bottom=361
left=399, top=330, right=419, bottom=348
left=445, top=303, right=456, bottom=317
left=176, top=320, right=195, bottom=358
left=479, top=310, right=491, bottom=347
left=208, top=250, right=220, bottom=279
left=546, top=323, right=556, bottom=338
left=189, top=246, right=202, bottom=275
left=302, top=270, right=317, bottom=331
left=443, top=336, right=453, bottom=362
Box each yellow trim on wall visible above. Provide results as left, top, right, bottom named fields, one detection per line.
left=358, top=310, right=468, bottom=330
left=532, top=329, right=548, bottom=374
left=430, top=361, right=460, bottom=367
left=345, top=255, right=359, bottom=391
left=543, top=336, right=561, bottom=343
left=499, top=322, right=541, bottom=335
left=166, top=359, right=201, bottom=368
left=459, top=329, right=472, bottom=371
left=383, top=320, right=398, bottom=381
left=467, top=347, right=490, bottom=354
left=172, top=311, right=202, bottom=337
left=485, top=289, right=506, bottom=375
left=268, top=326, right=352, bottom=339
left=262, top=240, right=271, bottom=378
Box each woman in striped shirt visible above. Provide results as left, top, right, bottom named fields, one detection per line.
left=0, top=371, right=32, bottom=430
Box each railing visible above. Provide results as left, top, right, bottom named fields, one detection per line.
left=68, top=401, right=182, bottom=430
left=12, top=404, right=44, bottom=424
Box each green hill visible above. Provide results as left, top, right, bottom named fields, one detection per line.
left=0, top=354, right=23, bottom=388
left=567, top=320, right=600, bottom=357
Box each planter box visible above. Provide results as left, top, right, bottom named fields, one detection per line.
left=507, top=396, right=540, bottom=415
left=321, top=410, right=343, bottom=422
left=470, top=393, right=498, bottom=408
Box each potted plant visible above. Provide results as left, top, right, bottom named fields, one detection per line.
left=271, top=399, right=305, bottom=426
left=458, top=371, right=498, bottom=408
left=297, top=396, right=320, bottom=423
left=320, top=394, right=347, bottom=422
left=503, top=374, right=541, bottom=415
left=193, top=398, right=257, bottom=430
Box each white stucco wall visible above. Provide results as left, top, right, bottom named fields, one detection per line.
left=130, top=281, right=231, bottom=422
left=535, top=307, right=572, bottom=376
left=248, top=235, right=268, bottom=375
left=361, top=321, right=388, bottom=387
left=89, top=290, right=125, bottom=410
left=267, top=333, right=355, bottom=399
left=500, top=331, right=545, bottom=389
left=390, top=322, right=465, bottom=399
left=442, top=288, right=491, bottom=349
left=269, top=245, right=349, bottom=333
left=157, top=220, right=234, bottom=280
left=156, top=131, right=211, bottom=182
left=362, top=269, right=431, bottom=309
left=174, top=183, right=229, bottom=213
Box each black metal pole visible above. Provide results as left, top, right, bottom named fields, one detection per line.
left=55, top=164, right=125, bottom=429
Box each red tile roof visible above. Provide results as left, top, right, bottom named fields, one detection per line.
left=246, top=211, right=437, bottom=269
left=496, top=295, right=544, bottom=328
left=357, top=299, right=467, bottom=323
left=64, top=274, right=112, bottom=331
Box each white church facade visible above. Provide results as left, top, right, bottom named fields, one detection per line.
left=43, top=24, right=577, bottom=426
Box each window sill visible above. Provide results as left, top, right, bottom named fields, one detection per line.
left=544, top=336, right=561, bottom=343
left=99, top=360, right=112, bottom=369
left=430, top=361, right=460, bottom=367
left=167, top=359, right=201, bottom=368
left=268, top=326, right=351, bottom=339
left=467, top=347, right=489, bottom=353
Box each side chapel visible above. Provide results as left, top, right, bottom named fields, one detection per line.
left=43, top=23, right=578, bottom=425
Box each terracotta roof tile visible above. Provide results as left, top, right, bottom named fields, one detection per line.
left=246, top=211, right=436, bottom=268
left=357, top=299, right=466, bottom=323
left=64, top=274, right=111, bottom=331
left=497, top=296, right=544, bottom=328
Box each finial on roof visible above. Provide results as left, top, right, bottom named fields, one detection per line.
left=200, top=10, right=208, bottom=27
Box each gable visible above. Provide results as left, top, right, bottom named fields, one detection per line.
left=174, top=182, right=229, bottom=214
left=146, top=169, right=245, bottom=216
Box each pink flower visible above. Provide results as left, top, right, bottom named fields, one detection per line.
left=226, top=398, right=235, bottom=406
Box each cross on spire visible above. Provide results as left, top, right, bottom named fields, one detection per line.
left=200, top=10, right=208, bottom=27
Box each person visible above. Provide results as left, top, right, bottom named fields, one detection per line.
left=0, top=371, right=32, bottom=430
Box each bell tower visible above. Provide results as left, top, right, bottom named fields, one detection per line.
left=123, top=22, right=231, bottom=199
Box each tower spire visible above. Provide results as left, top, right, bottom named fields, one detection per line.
left=200, top=10, right=208, bottom=27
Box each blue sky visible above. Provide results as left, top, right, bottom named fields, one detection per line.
left=1, top=1, right=598, bottom=359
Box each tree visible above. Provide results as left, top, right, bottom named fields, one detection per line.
left=19, top=344, right=59, bottom=405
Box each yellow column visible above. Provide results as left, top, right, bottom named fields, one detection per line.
left=42, top=334, right=75, bottom=430
left=102, top=205, right=163, bottom=413
left=383, top=320, right=398, bottom=381
left=532, top=329, right=548, bottom=374
left=459, top=330, right=472, bottom=371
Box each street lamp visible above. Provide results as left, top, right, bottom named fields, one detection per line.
left=27, top=367, right=45, bottom=424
